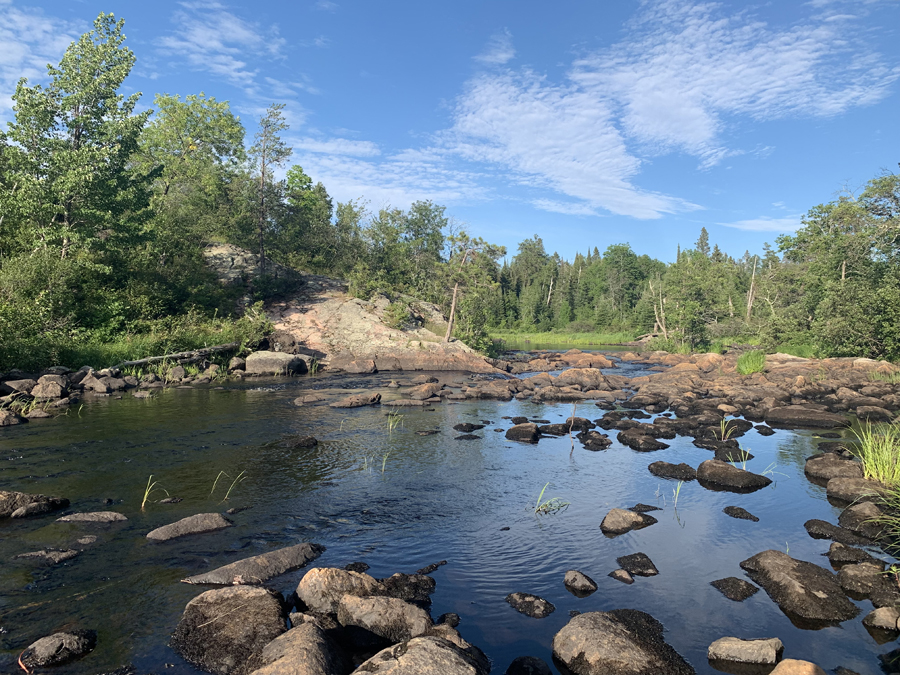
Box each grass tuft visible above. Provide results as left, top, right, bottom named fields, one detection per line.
left=534, top=482, right=569, bottom=515
left=850, top=421, right=900, bottom=487
left=141, top=475, right=168, bottom=510
left=736, top=350, right=766, bottom=375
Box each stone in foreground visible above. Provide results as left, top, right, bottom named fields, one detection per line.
left=600, top=508, right=658, bottom=535
left=697, top=460, right=772, bottom=493
left=296, top=567, right=385, bottom=614
left=171, top=586, right=286, bottom=675
left=552, top=609, right=695, bottom=675
left=564, top=570, right=598, bottom=596
left=248, top=623, right=345, bottom=675
left=354, top=635, right=490, bottom=675
left=506, top=592, right=555, bottom=618
left=740, top=550, right=859, bottom=625
left=21, top=630, right=97, bottom=668
left=245, top=351, right=308, bottom=375
left=708, top=636, right=783, bottom=665
left=183, top=542, right=325, bottom=585
left=770, top=659, right=828, bottom=675
left=506, top=655, right=552, bottom=675
left=147, top=513, right=232, bottom=541
left=337, top=595, right=433, bottom=642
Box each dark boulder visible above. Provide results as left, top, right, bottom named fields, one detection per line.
left=648, top=461, right=696, bottom=481
left=506, top=423, right=540, bottom=443
left=578, top=430, right=612, bottom=450
left=710, top=577, right=759, bottom=601
left=1, top=491, right=68, bottom=519
left=453, top=423, right=485, bottom=433
left=506, top=655, right=553, bottom=675
left=804, top=454, right=862, bottom=481
left=616, top=553, right=659, bottom=577
left=826, top=477, right=884, bottom=504
left=506, top=592, right=555, bottom=618
left=723, top=506, right=759, bottom=522
left=697, top=460, right=772, bottom=493
left=379, top=572, right=437, bottom=608
left=617, top=431, right=669, bottom=452
left=182, top=542, right=325, bottom=585
left=21, top=630, right=96, bottom=668
left=804, top=519, right=872, bottom=546
left=838, top=501, right=884, bottom=540
left=826, top=542, right=882, bottom=567
left=765, top=406, right=847, bottom=429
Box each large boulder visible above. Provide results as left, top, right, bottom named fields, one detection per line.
left=505, top=423, right=540, bottom=443
left=248, top=623, right=345, bottom=675
left=171, top=586, right=286, bottom=675
left=245, top=351, right=309, bottom=376
left=183, top=543, right=325, bottom=585
left=600, top=508, right=658, bottom=535
left=0, top=409, right=27, bottom=425
left=20, top=630, right=97, bottom=668
left=765, top=406, right=847, bottom=429
left=707, top=637, right=783, bottom=666
left=354, top=635, right=490, bottom=675
left=739, top=550, right=859, bottom=624
left=296, top=567, right=385, bottom=614
left=825, top=477, right=884, bottom=504
left=838, top=501, right=884, bottom=540
left=336, top=595, right=433, bottom=642
left=146, top=513, right=232, bottom=541
left=648, top=462, right=696, bottom=481
left=804, top=454, right=862, bottom=481
left=506, top=592, right=555, bottom=618
left=697, top=460, right=772, bottom=493
left=1, top=491, right=68, bottom=518
left=552, top=609, right=695, bottom=675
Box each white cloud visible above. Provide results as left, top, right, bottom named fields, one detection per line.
left=315, top=1, right=338, bottom=10
left=475, top=29, right=516, bottom=65
left=294, top=137, right=381, bottom=157
left=719, top=216, right=802, bottom=232
left=531, top=199, right=600, bottom=216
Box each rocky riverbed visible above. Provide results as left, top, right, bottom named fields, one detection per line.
left=1, top=348, right=899, bottom=674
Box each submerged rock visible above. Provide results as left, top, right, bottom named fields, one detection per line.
left=697, top=460, right=772, bottom=493
left=616, top=553, right=659, bottom=577
left=564, top=570, right=598, bottom=596
left=183, top=542, right=325, bottom=585
left=147, top=513, right=232, bottom=541
left=506, top=592, right=555, bottom=618
left=57, top=511, right=127, bottom=523
left=552, top=609, right=695, bottom=675
left=648, top=461, right=696, bottom=481
left=171, top=586, right=286, bottom=675
left=708, top=637, right=783, bottom=666
left=329, top=392, right=381, bottom=408
left=14, top=548, right=79, bottom=565
left=710, top=577, right=759, bottom=601
left=1, top=491, right=68, bottom=519
left=21, top=630, right=97, bottom=668
left=600, top=508, right=658, bottom=535
left=740, top=550, right=859, bottom=625
left=723, top=506, right=759, bottom=522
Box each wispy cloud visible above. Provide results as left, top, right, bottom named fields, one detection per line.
left=474, top=29, right=516, bottom=65
left=719, top=216, right=802, bottom=232
left=315, top=1, right=338, bottom=11
left=294, top=137, right=381, bottom=157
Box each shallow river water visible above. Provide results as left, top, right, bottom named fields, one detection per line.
left=0, top=355, right=895, bottom=675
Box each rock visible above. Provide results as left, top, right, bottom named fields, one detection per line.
left=278, top=435, right=319, bottom=449
left=146, top=513, right=232, bottom=541
left=804, top=519, right=872, bottom=546
left=354, top=635, right=490, bottom=675
left=506, top=655, right=553, bottom=675
left=765, top=406, right=847, bottom=429
left=506, top=592, right=556, bottom=618
left=0, top=378, right=36, bottom=395
left=245, top=351, right=308, bottom=375
left=57, top=511, right=127, bottom=523
left=826, top=477, right=884, bottom=504
left=630, top=503, right=661, bottom=513
left=755, top=424, right=775, bottom=436
left=453, top=422, right=485, bottom=432
left=171, top=586, right=286, bottom=675
left=410, top=383, right=443, bottom=400
left=437, top=612, right=460, bottom=627
left=609, top=569, right=634, bottom=584
left=648, top=461, right=696, bottom=481
left=379, top=572, right=437, bottom=607
left=739, top=550, right=859, bottom=624
left=856, top=405, right=893, bottom=422
left=617, top=431, right=670, bottom=451
left=804, top=453, right=863, bottom=481
left=330, top=392, right=381, bottom=408
left=838, top=501, right=884, bottom=539
left=708, top=637, right=783, bottom=665
left=697, top=460, right=772, bottom=493
left=14, top=548, right=79, bottom=564
left=723, top=506, right=759, bottom=522
left=838, top=562, right=900, bottom=606
left=505, top=423, right=540, bottom=443
left=564, top=570, right=598, bottom=597
left=296, top=567, right=385, bottom=614
left=600, top=508, right=658, bottom=535
left=714, top=447, right=755, bottom=463
left=769, top=659, right=827, bottom=675
left=229, top=357, right=246, bottom=371
left=1, top=491, right=68, bottom=518
left=710, top=577, right=759, bottom=601
left=826, top=542, right=881, bottom=567
left=616, top=552, right=659, bottom=577
left=248, top=623, right=345, bottom=675
left=552, top=609, right=695, bottom=675
left=579, top=430, right=613, bottom=450
left=21, top=630, right=97, bottom=668
left=0, top=409, right=26, bottom=425
left=32, top=374, right=68, bottom=400
left=415, top=560, right=447, bottom=575
left=183, top=542, right=325, bottom=585
left=863, top=606, right=900, bottom=631
left=337, top=595, right=432, bottom=642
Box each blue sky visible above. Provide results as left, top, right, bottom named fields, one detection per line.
left=1, top=0, right=898, bottom=262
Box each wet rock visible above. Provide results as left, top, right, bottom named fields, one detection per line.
left=648, top=461, right=696, bottom=481
left=505, top=423, right=540, bottom=443
left=739, top=550, right=859, bottom=624
left=147, top=513, right=232, bottom=541
left=0, top=409, right=27, bottom=426
left=248, top=623, right=346, bottom=675
left=600, top=508, right=658, bottom=535
left=804, top=519, right=872, bottom=546
left=245, top=351, right=308, bottom=375
left=455, top=434, right=481, bottom=440
left=825, top=542, right=881, bottom=567
left=14, top=548, right=79, bottom=564
left=539, top=423, right=570, bottom=435
left=345, top=561, right=370, bottom=573
left=1, top=491, right=68, bottom=518
left=838, top=562, right=900, bottom=606
left=183, top=542, right=325, bottom=585
left=755, top=425, right=775, bottom=436
left=713, top=447, right=755, bottom=463
left=765, top=406, right=847, bottom=429
left=609, top=569, right=634, bottom=584
left=863, top=606, right=900, bottom=631
left=565, top=416, right=596, bottom=431
left=826, top=477, right=884, bottom=504
left=330, top=392, right=381, bottom=408
left=856, top=405, right=893, bottom=422
left=171, top=586, right=286, bottom=675
left=416, top=560, right=448, bottom=575
left=506, top=655, right=552, bottom=675
left=693, top=438, right=740, bottom=452
left=279, top=435, right=318, bottom=449
left=511, top=416, right=529, bottom=424
left=453, top=422, right=485, bottom=432
left=708, top=637, right=783, bottom=666
left=630, top=503, right=662, bottom=513
left=710, top=577, right=759, bottom=601
left=579, top=430, right=613, bottom=450
left=410, top=383, right=443, bottom=400
left=416, top=430, right=439, bottom=436
left=337, top=595, right=432, bottom=642
left=296, top=567, right=385, bottom=614
left=506, top=592, right=556, bottom=618
left=697, top=460, right=772, bottom=493
left=354, top=635, right=490, bottom=675
left=617, top=431, right=670, bottom=451
left=57, top=511, right=127, bottom=523
left=804, top=454, right=862, bottom=481
left=838, top=501, right=884, bottom=540
left=564, top=570, right=598, bottom=596
left=769, top=660, right=827, bottom=675
left=552, top=609, right=695, bottom=675
left=379, top=572, right=437, bottom=607
left=616, top=552, right=659, bottom=577
left=723, top=506, right=759, bottom=522
left=21, top=630, right=97, bottom=668
left=437, top=612, right=460, bottom=627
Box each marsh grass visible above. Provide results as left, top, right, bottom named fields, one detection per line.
left=736, top=350, right=766, bottom=375
left=210, top=470, right=247, bottom=503
left=534, top=482, right=569, bottom=515
left=726, top=448, right=752, bottom=470
left=850, top=420, right=900, bottom=486
left=672, top=481, right=684, bottom=509
left=491, top=329, right=636, bottom=347
left=870, top=370, right=900, bottom=385
left=716, top=419, right=736, bottom=442
left=141, top=475, right=168, bottom=510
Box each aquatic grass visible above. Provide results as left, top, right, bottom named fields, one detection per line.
left=850, top=420, right=900, bottom=487
left=672, top=481, right=684, bottom=509
left=209, top=470, right=247, bottom=503
left=716, top=419, right=736, bottom=442
left=727, top=448, right=752, bottom=470
left=140, top=475, right=168, bottom=510
left=534, top=482, right=569, bottom=515
left=736, top=350, right=766, bottom=375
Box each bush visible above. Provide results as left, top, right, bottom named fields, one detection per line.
left=383, top=301, right=410, bottom=329
left=565, top=320, right=597, bottom=333
left=736, top=350, right=766, bottom=375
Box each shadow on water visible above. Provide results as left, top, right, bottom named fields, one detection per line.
left=0, top=362, right=895, bottom=675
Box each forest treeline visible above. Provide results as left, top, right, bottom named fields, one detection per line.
left=0, top=14, right=898, bottom=370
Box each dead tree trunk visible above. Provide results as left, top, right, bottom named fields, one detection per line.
left=444, top=249, right=473, bottom=343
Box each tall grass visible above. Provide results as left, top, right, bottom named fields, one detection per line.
left=491, top=329, right=637, bottom=347
left=850, top=421, right=900, bottom=486
left=870, top=370, right=900, bottom=385
left=736, top=350, right=766, bottom=375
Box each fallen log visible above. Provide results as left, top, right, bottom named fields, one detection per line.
left=112, top=342, right=240, bottom=370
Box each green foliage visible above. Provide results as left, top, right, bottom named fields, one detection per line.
left=534, top=482, right=569, bottom=515
left=851, top=421, right=900, bottom=486
left=736, top=350, right=766, bottom=375
left=383, top=301, right=410, bottom=329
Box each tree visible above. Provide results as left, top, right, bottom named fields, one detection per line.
left=250, top=104, right=291, bottom=275
left=441, top=232, right=505, bottom=342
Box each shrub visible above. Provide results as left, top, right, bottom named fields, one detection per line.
left=383, top=302, right=410, bottom=329
left=736, top=350, right=766, bottom=375
left=852, top=421, right=900, bottom=486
